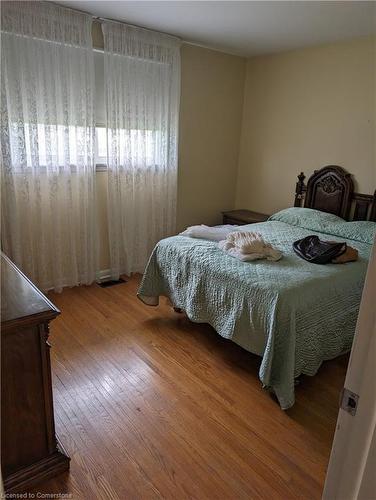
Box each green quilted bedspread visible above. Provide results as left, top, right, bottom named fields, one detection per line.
left=137, top=220, right=372, bottom=409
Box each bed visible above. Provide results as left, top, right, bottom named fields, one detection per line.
left=137, top=166, right=376, bottom=409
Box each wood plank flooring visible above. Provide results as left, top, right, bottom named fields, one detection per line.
left=30, top=275, right=348, bottom=499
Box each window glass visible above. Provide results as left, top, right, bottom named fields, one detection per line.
left=94, top=50, right=105, bottom=126
left=10, top=52, right=162, bottom=170
left=18, top=123, right=81, bottom=168
left=95, top=127, right=107, bottom=165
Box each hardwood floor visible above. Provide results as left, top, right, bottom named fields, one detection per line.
left=29, top=275, right=348, bottom=499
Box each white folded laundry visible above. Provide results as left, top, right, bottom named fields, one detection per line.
left=226, top=231, right=266, bottom=254
left=179, top=225, right=282, bottom=262
left=218, top=231, right=282, bottom=262
left=179, top=224, right=237, bottom=242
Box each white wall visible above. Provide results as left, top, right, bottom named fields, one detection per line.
left=236, top=36, right=376, bottom=215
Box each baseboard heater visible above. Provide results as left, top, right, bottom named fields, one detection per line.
left=97, top=277, right=127, bottom=288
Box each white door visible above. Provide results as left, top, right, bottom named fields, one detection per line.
left=323, top=241, right=376, bottom=500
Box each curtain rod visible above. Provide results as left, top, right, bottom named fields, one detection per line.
left=93, top=16, right=181, bottom=42
left=50, top=1, right=242, bottom=57
left=50, top=2, right=180, bottom=41
left=93, top=15, right=241, bottom=56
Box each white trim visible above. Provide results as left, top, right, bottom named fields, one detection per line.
left=323, top=239, right=376, bottom=500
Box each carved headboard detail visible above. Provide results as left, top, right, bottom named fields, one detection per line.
left=294, top=165, right=376, bottom=221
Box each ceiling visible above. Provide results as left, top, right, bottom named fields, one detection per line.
left=58, top=1, right=375, bottom=57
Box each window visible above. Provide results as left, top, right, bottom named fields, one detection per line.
left=96, top=127, right=163, bottom=170
left=93, top=50, right=164, bottom=171
left=95, top=127, right=107, bottom=169
left=94, top=50, right=107, bottom=171
left=11, top=52, right=163, bottom=172
left=14, top=123, right=84, bottom=170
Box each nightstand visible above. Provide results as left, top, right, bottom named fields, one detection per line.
left=222, top=209, right=269, bottom=225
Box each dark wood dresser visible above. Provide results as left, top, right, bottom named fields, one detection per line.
left=222, top=209, right=269, bottom=225
left=1, top=253, right=70, bottom=493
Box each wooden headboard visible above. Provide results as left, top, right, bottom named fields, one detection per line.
left=294, top=165, right=376, bottom=222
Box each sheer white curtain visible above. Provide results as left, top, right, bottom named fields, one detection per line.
left=1, top=1, right=97, bottom=292
left=102, top=22, right=181, bottom=278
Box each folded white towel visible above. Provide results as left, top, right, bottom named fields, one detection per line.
left=226, top=231, right=266, bottom=255
left=179, top=225, right=282, bottom=262
left=179, top=224, right=237, bottom=242
left=218, top=231, right=282, bottom=262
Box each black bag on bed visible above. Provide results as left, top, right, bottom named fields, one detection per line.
left=293, top=235, right=346, bottom=264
